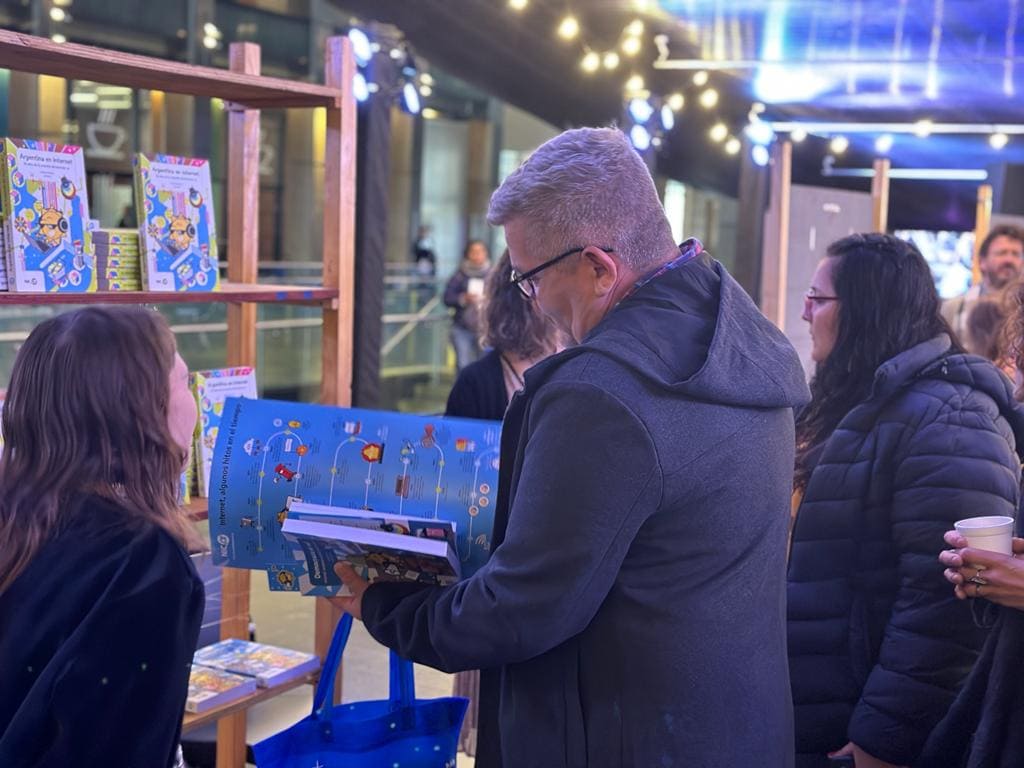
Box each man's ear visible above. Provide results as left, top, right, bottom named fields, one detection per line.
left=582, top=247, right=619, bottom=297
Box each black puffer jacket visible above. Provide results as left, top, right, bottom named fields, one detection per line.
left=788, top=335, right=1024, bottom=767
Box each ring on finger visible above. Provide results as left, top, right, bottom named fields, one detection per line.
left=973, top=582, right=984, bottom=598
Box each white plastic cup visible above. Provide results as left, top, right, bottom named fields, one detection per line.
left=954, top=516, right=1015, bottom=555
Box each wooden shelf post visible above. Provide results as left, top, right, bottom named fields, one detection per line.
left=315, top=35, right=358, bottom=704
left=216, top=40, right=262, bottom=768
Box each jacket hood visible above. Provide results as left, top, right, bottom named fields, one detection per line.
left=528, top=258, right=811, bottom=411
left=876, top=334, right=1024, bottom=449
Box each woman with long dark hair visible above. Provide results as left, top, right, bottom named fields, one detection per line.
left=788, top=234, right=1024, bottom=768
left=0, top=306, right=204, bottom=767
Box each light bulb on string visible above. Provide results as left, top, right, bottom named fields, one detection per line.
left=603, top=52, right=620, bottom=70
left=622, top=36, right=642, bottom=56
left=558, top=15, right=579, bottom=40
left=581, top=51, right=600, bottom=73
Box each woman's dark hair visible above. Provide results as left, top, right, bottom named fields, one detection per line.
left=0, top=306, right=197, bottom=594
left=795, top=233, right=961, bottom=490
left=481, top=249, right=561, bottom=360
left=463, top=239, right=486, bottom=260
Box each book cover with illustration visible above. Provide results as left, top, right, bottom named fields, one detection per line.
left=190, top=367, right=258, bottom=497
left=186, top=664, right=258, bottom=713
left=207, top=399, right=501, bottom=597
left=2, top=139, right=95, bottom=293
left=280, top=500, right=460, bottom=594
left=192, top=639, right=320, bottom=688
left=134, top=152, right=219, bottom=292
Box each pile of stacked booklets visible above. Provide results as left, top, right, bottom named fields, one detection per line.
left=93, top=228, right=141, bottom=291
left=186, top=639, right=320, bottom=714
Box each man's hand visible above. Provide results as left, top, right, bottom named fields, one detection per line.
left=326, top=563, right=370, bottom=620
left=828, top=742, right=907, bottom=768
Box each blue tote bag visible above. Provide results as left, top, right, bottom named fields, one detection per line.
left=254, top=613, right=468, bottom=767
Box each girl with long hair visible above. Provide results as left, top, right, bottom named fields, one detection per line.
left=788, top=234, right=1024, bottom=768
left=0, top=306, right=204, bottom=767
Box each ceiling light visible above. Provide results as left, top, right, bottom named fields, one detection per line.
left=622, top=36, right=642, bottom=56
left=709, top=122, right=728, bottom=142
left=629, top=98, right=654, bottom=123
left=790, top=128, right=807, bottom=142
left=875, top=134, right=894, bottom=153
left=422, top=108, right=440, bottom=119
left=744, top=121, right=774, bottom=146
left=830, top=135, right=849, bottom=154
left=991, top=132, right=1009, bottom=149
left=581, top=51, right=600, bottom=73
left=420, top=73, right=435, bottom=86
left=699, top=88, right=719, bottom=109
left=693, top=70, right=709, bottom=87
left=203, top=22, right=221, bottom=37
left=558, top=15, right=579, bottom=40
left=603, top=52, right=620, bottom=70
left=509, top=0, right=528, bottom=9
left=667, top=92, right=685, bottom=111
left=630, top=124, right=651, bottom=150
left=625, top=74, right=645, bottom=92
left=661, top=104, right=675, bottom=131
left=725, top=137, right=741, bottom=155
left=752, top=145, right=770, bottom=166
left=49, top=7, right=65, bottom=21
left=914, top=119, right=933, bottom=138
left=202, top=35, right=218, bottom=50
left=403, top=82, right=421, bottom=114
left=626, top=19, right=644, bottom=37
left=353, top=72, right=369, bottom=102
left=348, top=28, right=372, bottom=66
left=419, top=85, right=433, bottom=97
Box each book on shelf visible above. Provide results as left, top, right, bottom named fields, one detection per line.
left=192, top=639, right=320, bottom=689
left=134, top=152, right=219, bottom=292
left=207, top=398, right=502, bottom=597
left=1, top=138, right=96, bottom=293
left=94, top=228, right=141, bottom=291
left=281, top=498, right=461, bottom=594
left=185, top=664, right=258, bottom=714
left=190, top=367, right=258, bottom=497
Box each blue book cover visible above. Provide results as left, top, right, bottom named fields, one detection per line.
left=193, top=639, right=319, bottom=688
left=208, top=398, right=502, bottom=596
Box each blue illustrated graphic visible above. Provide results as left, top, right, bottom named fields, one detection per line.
left=209, top=398, right=502, bottom=595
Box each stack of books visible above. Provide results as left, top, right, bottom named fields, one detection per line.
left=93, top=228, right=141, bottom=291
left=187, top=639, right=320, bottom=714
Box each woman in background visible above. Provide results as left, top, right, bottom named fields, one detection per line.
left=789, top=234, right=1024, bottom=768
left=445, top=249, right=565, bottom=766
left=444, top=239, right=492, bottom=372
left=0, top=306, right=204, bottom=768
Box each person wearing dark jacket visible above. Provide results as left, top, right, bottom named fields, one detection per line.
left=921, top=277, right=1024, bottom=768
left=789, top=233, right=1024, bottom=768
left=331, top=127, right=809, bottom=767
left=445, top=248, right=565, bottom=766
left=444, top=240, right=492, bottom=371
left=0, top=307, right=204, bottom=768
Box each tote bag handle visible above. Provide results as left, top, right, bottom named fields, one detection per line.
left=311, top=612, right=416, bottom=720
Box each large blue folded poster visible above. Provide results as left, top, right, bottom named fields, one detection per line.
left=208, top=398, right=502, bottom=595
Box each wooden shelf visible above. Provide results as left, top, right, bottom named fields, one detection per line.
left=185, top=498, right=209, bottom=522
left=0, top=31, right=341, bottom=109
left=181, top=672, right=318, bottom=734
left=0, top=283, right=337, bottom=305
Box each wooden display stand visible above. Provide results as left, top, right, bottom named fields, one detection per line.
left=0, top=30, right=356, bottom=768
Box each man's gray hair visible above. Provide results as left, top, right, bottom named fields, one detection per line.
left=487, top=127, right=676, bottom=270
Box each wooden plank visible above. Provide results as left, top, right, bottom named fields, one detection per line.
left=0, top=30, right=340, bottom=109
left=760, top=140, right=792, bottom=328
left=316, top=35, right=358, bottom=700
left=0, top=284, right=338, bottom=305
left=871, top=158, right=891, bottom=233
left=217, top=41, right=263, bottom=768
left=182, top=673, right=318, bottom=734
left=974, top=184, right=993, bottom=285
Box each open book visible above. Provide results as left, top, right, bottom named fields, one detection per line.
left=281, top=499, right=461, bottom=594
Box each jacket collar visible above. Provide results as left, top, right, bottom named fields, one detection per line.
left=870, top=334, right=952, bottom=400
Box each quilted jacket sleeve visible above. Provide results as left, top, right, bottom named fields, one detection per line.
left=847, top=396, right=1020, bottom=765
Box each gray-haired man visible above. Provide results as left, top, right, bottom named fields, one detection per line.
left=334, top=127, right=809, bottom=767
